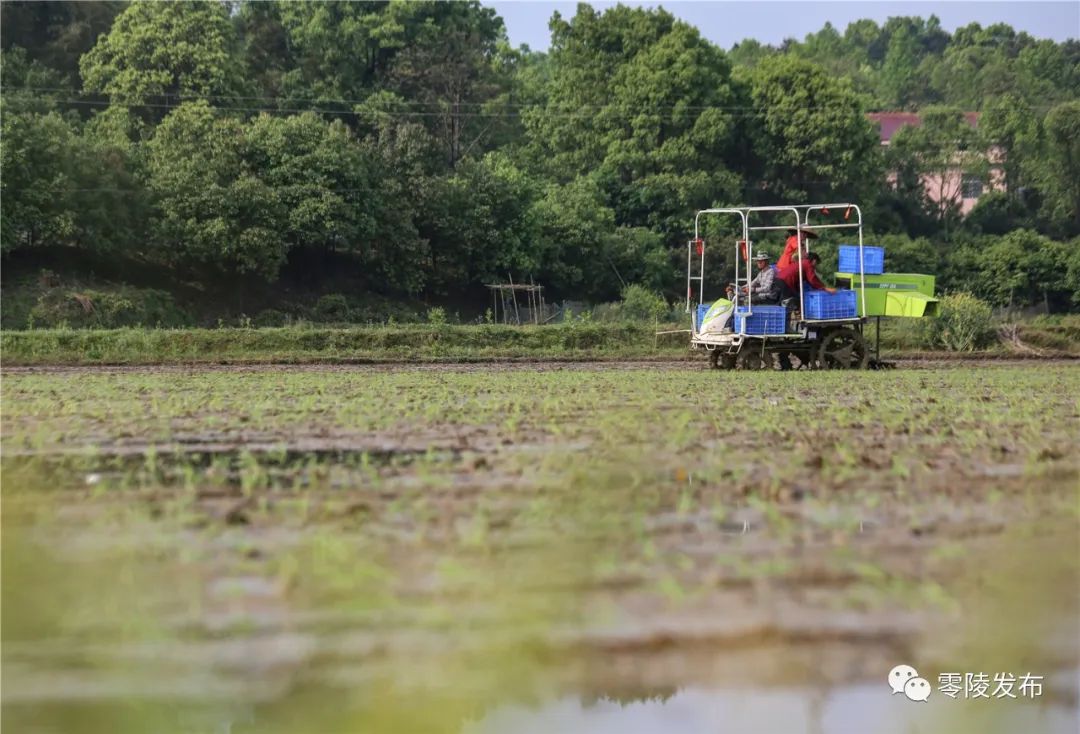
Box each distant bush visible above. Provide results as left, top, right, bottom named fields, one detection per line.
left=921, top=293, right=996, bottom=351
left=426, top=306, right=447, bottom=326
left=26, top=286, right=189, bottom=329
left=314, top=294, right=350, bottom=322
left=253, top=308, right=288, bottom=327
left=617, top=284, right=669, bottom=321
left=964, top=191, right=1034, bottom=235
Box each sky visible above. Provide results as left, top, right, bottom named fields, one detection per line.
left=484, top=1, right=1080, bottom=51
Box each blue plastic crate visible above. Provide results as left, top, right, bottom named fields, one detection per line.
left=804, top=289, right=857, bottom=320
left=735, top=305, right=786, bottom=334
left=695, top=304, right=710, bottom=331
left=838, top=245, right=884, bottom=275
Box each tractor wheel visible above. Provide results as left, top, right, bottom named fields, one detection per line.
left=710, top=349, right=737, bottom=370
left=813, top=328, right=869, bottom=370
left=777, top=348, right=814, bottom=370
left=738, top=350, right=767, bottom=370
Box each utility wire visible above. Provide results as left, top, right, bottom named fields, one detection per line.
left=0, top=96, right=881, bottom=118
left=4, top=86, right=1063, bottom=112
left=1, top=85, right=878, bottom=110
left=6, top=179, right=854, bottom=193
left=8, top=86, right=1033, bottom=115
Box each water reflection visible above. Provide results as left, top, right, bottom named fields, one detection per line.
left=466, top=684, right=1080, bottom=734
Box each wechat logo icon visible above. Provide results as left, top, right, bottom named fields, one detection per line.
left=889, top=664, right=931, bottom=702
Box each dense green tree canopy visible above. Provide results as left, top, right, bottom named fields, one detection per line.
left=1041, top=101, right=1080, bottom=234
left=1, top=1, right=1078, bottom=312
left=80, top=1, right=241, bottom=117
left=745, top=56, right=882, bottom=203
left=145, top=103, right=287, bottom=278
left=1, top=0, right=125, bottom=85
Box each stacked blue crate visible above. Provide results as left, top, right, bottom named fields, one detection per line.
left=804, top=289, right=857, bottom=319
left=838, top=245, right=884, bottom=274
left=735, top=305, right=786, bottom=334
left=696, top=303, right=710, bottom=331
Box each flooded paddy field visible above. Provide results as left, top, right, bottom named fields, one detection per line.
left=2, top=362, right=1078, bottom=733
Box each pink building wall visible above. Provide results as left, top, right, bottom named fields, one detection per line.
left=867, top=112, right=1005, bottom=216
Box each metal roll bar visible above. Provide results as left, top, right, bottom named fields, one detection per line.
left=687, top=203, right=869, bottom=332
left=745, top=206, right=803, bottom=321
left=801, top=204, right=866, bottom=322
left=689, top=209, right=747, bottom=313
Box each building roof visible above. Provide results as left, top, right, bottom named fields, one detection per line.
left=867, top=111, right=980, bottom=144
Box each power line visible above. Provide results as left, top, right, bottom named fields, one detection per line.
left=5, top=86, right=1065, bottom=113
left=6, top=179, right=856, bottom=194
left=0, top=95, right=884, bottom=119
left=12, top=86, right=1039, bottom=116
left=2, top=85, right=864, bottom=110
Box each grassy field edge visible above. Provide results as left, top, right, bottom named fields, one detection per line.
left=1, top=324, right=685, bottom=366
left=2, top=324, right=1077, bottom=366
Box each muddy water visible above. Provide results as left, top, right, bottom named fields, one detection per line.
left=5, top=477, right=1076, bottom=733
left=468, top=682, right=1080, bottom=734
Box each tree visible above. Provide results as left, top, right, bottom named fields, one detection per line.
left=728, top=39, right=775, bottom=69
left=523, top=5, right=741, bottom=253
left=80, top=1, right=241, bottom=120
left=244, top=113, right=368, bottom=256
left=271, top=0, right=412, bottom=103
left=1015, top=40, right=1079, bottom=105
left=963, top=191, right=1034, bottom=235
left=1, top=47, right=73, bottom=115
left=529, top=177, right=617, bottom=299
left=1041, top=101, right=1080, bottom=235
left=745, top=56, right=881, bottom=203
left=385, top=1, right=508, bottom=167
left=981, top=94, right=1040, bottom=195
left=524, top=3, right=679, bottom=179
left=235, top=0, right=293, bottom=101
left=970, top=229, right=1070, bottom=308
left=879, top=22, right=929, bottom=109
left=843, top=19, right=885, bottom=64
left=145, top=103, right=286, bottom=279
left=415, top=152, right=538, bottom=293
left=1, top=107, right=83, bottom=252
left=1, top=71, right=145, bottom=255
left=865, top=233, right=941, bottom=274
left=1, top=0, right=124, bottom=85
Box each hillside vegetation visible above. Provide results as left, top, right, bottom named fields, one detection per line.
left=2, top=1, right=1079, bottom=326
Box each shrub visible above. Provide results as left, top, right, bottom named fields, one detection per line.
left=253, top=309, right=288, bottom=327
left=26, top=287, right=189, bottom=328
left=964, top=191, right=1034, bottom=235
left=921, top=292, right=996, bottom=351
left=619, top=284, right=668, bottom=322
left=427, top=306, right=447, bottom=326
left=314, top=294, right=350, bottom=322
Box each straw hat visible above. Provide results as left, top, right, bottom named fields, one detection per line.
left=786, top=228, right=818, bottom=239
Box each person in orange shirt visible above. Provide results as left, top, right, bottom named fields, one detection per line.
left=777, top=251, right=836, bottom=296
left=776, top=228, right=817, bottom=270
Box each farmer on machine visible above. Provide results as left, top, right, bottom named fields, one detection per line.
left=777, top=251, right=837, bottom=298
left=777, top=228, right=816, bottom=269
left=743, top=251, right=783, bottom=304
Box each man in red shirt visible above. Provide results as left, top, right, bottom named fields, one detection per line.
left=777, top=251, right=836, bottom=298
left=776, top=228, right=817, bottom=269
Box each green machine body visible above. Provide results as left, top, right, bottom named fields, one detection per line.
left=834, top=272, right=939, bottom=318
